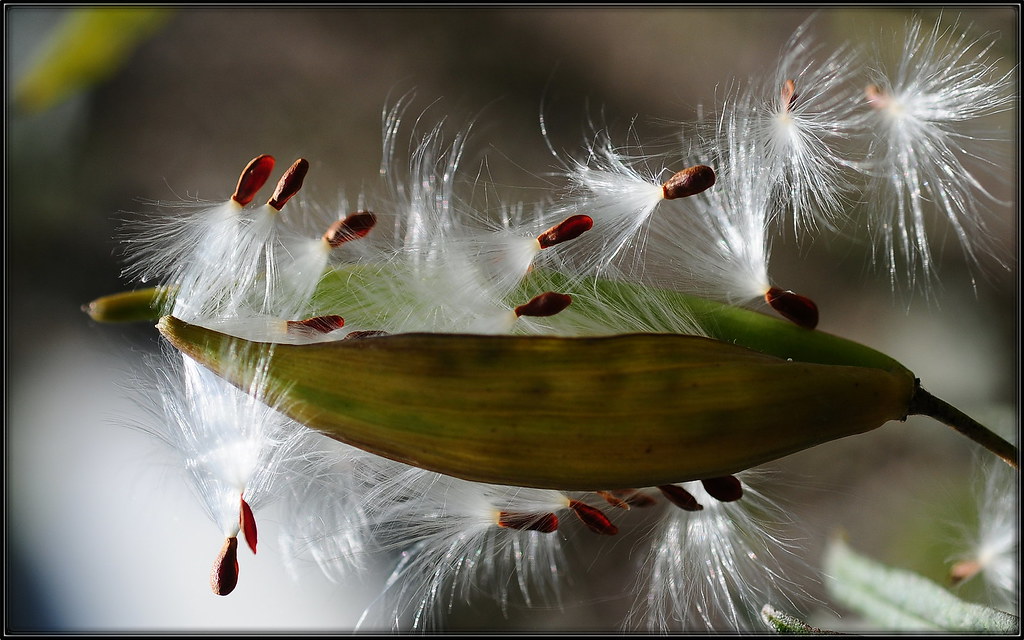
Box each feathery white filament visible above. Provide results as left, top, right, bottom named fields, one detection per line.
left=860, top=17, right=1015, bottom=292
left=633, top=475, right=810, bottom=631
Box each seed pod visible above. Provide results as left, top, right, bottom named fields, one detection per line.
left=159, top=315, right=918, bottom=491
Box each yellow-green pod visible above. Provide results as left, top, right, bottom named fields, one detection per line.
left=158, top=315, right=919, bottom=491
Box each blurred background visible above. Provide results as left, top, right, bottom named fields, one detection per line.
left=6, top=6, right=1017, bottom=632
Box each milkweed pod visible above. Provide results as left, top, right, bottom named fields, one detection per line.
left=158, top=316, right=918, bottom=491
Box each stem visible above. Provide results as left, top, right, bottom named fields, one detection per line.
left=908, top=384, right=1018, bottom=470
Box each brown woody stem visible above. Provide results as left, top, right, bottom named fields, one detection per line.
left=908, top=384, right=1018, bottom=469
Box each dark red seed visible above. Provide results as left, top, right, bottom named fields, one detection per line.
left=765, top=286, right=819, bottom=330
left=536, top=215, right=594, bottom=249
left=497, top=511, right=559, bottom=533
left=211, top=537, right=239, bottom=596
left=267, top=158, right=310, bottom=211
left=658, top=484, right=703, bottom=511
left=568, top=500, right=618, bottom=535
left=662, top=165, right=716, bottom=200
left=232, top=155, right=275, bottom=206
left=286, top=315, right=346, bottom=336
left=239, top=496, right=258, bottom=554
left=323, top=211, right=377, bottom=248
left=700, top=475, right=744, bottom=503
left=514, top=291, right=572, bottom=318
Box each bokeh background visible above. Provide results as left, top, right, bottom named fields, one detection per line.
left=6, top=6, right=1018, bottom=632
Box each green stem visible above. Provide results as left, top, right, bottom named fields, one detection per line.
left=908, top=385, right=1018, bottom=469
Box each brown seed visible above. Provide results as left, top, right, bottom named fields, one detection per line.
left=343, top=330, right=390, bottom=340
left=700, top=475, right=743, bottom=503
left=568, top=500, right=618, bottom=535
left=949, top=559, right=982, bottom=585
left=497, top=511, right=559, bottom=533
left=323, top=211, right=377, bottom=248
left=267, top=158, right=310, bottom=211
left=598, top=489, right=657, bottom=509
left=781, top=79, right=799, bottom=112
left=765, top=286, right=819, bottom=330
left=211, top=537, right=239, bottom=596
left=239, top=496, right=258, bottom=554
left=662, top=165, right=716, bottom=200
left=514, top=292, right=572, bottom=318
left=536, top=215, right=594, bottom=249
left=232, top=155, right=276, bottom=206
left=596, top=490, right=632, bottom=510
left=611, top=489, right=658, bottom=508
left=657, top=484, right=703, bottom=511
left=865, top=84, right=888, bottom=109
left=286, top=315, right=346, bottom=336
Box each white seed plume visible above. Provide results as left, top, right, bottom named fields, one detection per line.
left=631, top=473, right=812, bottom=631
left=859, top=16, right=1015, bottom=293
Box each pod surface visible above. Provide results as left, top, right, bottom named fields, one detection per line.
left=160, top=316, right=917, bottom=491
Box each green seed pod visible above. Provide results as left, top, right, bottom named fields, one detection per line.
left=83, top=286, right=172, bottom=323
left=158, top=315, right=919, bottom=491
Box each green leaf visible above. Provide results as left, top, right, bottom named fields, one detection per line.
left=824, top=537, right=1019, bottom=633
left=14, top=8, right=173, bottom=113
left=760, top=605, right=841, bottom=634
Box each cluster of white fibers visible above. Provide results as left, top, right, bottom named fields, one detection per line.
left=354, top=464, right=571, bottom=630
left=858, top=16, right=1016, bottom=293
left=630, top=473, right=813, bottom=632
left=751, top=19, right=863, bottom=236
left=129, top=344, right=329, bottom=595
left=548, top=125, right=672, bottom=277
left=950, top=456, right=1020, bottom=612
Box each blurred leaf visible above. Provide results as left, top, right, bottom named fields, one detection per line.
left=14, top=8, right=173, bottom=113
left=824, top=536, right=1019, bottom=632
left=760, top=605, right=841, bottom=634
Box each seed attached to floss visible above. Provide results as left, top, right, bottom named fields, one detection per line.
left=496, top=511, right=560, bottom=533
left=239, top=496, right=258, bottom=554
left=597, top=490, right=633, bottom=510
left=765, top=286, right=819, bottom=330
left=343, top=330, right=390, bottom=340
left=597, top=489, right=659, bottom=510
left=231, top=154, right=276, bottom=206
left=949, top=559, right=983, bottom=586
left=536, top=214, right=594, bottom=249
left=568, top=499, right=618, bottom=535
left=514, top=291, right=573, bottom=318
left=607, top=489, right=658, bottom=508
left=286, top=314, right=346, bottom=336
left=267, top=158, right=310, bottom=211
left=658, top=484, right=704, bottom=511
left=700, top=475, right=743, bottom=503
left=211, top=536, right=240, bottom=596
left=864, top=83, right=890, bottom=110
left=662, top=165, right=716, bottom=200
left=323, top=211, right=378, bottom=248
left=781, top=78, right=799, bottom=112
